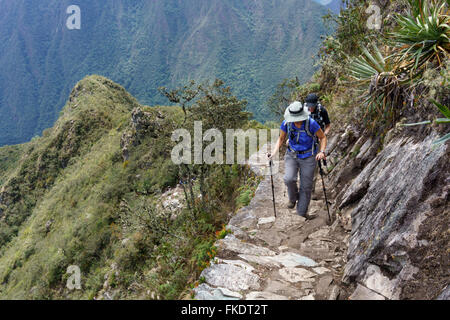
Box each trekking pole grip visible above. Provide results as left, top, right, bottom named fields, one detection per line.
left=318, top=158, right=324, bottom=176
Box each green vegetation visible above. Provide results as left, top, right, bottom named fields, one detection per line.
left=0, top=75, right=268, bottom=299
left=348, top=43, right=413, bottom=130
left=267, top=77, right=323, bottom=122
left=391, top=0, right=449, bottom=73
left=287, top=0, right=449, bottom=143
left=235, top=175, right=263, bottom=209
left=347, top=0, right=449, bottom=133
left=267, top=78, right=301, bottom=119
left=0, top=145, right=25, bottom=185
left=0, top=0, right=329, bottom=146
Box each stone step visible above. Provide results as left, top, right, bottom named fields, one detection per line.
left=194, top=153, right=346, bottom=301
left=194, top=284, right=242, bottom=300
left=216, top=235, right=277, bottom=257
left=245, top=291, right=289, bottom=300
left=200, top=264, right=261, bottom=292
left=279, top=267, right=317, bottom=283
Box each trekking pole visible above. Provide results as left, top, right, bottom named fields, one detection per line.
left=269, top=160, right=277, bottom=218
left=324, top=158, right=332, bottom=178
left=318, top=159, right=332, bottom=224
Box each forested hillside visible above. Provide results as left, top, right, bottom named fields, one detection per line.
left=0, top=0, right=329, bottom=146
left=0, top=75, right=264, bottom=299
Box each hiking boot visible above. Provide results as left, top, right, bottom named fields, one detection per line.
left=287, top=201, right=296, bottom=209
left=305, top=212, right=317, bottom=220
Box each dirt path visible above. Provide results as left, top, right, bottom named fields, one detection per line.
left=194, top=145, right=350, bottom=300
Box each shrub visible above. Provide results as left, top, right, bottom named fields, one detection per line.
left=391, top=0, right=450, bottom=74
left=191, top=240, right=216, bottom=271
left=215, top=225, right=231, bottom=240
left=348, top=1, right=449, bottom=133
left=349, top=44, right=414, bottom=130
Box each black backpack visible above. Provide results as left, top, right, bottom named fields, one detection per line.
left=311, top=103, right=326, bottom=130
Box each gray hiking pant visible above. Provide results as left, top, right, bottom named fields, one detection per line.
left=284, top=150, right=317, bottom=216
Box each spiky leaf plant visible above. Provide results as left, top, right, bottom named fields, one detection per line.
left=391, top=0, right=450, bottom=74
left=349, top=1, right=449, bottom=131
left=349, top=44, right=414, bottom=129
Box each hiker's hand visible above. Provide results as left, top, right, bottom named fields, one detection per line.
left=267, top=152, right=273, bottom=161
left=316, top=151, right=326, bottom=161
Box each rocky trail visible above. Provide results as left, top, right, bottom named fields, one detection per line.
left=194, top=145, right=350, bottom=300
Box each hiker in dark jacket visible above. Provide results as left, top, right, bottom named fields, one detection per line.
left=304, top=93, right=331, bottom=197
left=306, top=93, right=331, bottom=135
left=268, top=101, right=327, bottom=218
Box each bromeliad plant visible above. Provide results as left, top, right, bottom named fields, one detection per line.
left=349, top=44, right=415, bottom=129
left=391, top=0, right=450, bottom=74
left=348, top=0, right=449, bottom=131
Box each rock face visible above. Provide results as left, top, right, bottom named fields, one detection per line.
left=194, top=130, right=448, bottom=300
left=216, top=236, right=277, bottom=257
left=338, top=133, right=449, bottom=299
left=120, top=107, right=162, bottom=161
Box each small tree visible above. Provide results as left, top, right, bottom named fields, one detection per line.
left=159, top=80, right=200, bottom=123
left=160, top=79, right=250, bottom=223
left=267, top=77, right=300, bottom=119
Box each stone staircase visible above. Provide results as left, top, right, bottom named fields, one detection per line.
left=194, top=145, right=349, bottom=300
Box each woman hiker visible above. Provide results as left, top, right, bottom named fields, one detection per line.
left=267, top=101, right=327, bottom=218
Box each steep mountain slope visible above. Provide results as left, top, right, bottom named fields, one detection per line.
left=0, top=0, right=328, bottom=146
left=0, top=75, right=262, bottom=299
left=0, top=145, right=25, bottom=186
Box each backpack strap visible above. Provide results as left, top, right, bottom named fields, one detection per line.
left=304, top=117, right=313, bottom=138
left=287, top=121, right=300, bottom=143
left=287, top=119, right=317, bottom=155
left=305, top=118, right=317, bottom=155
left=286, top=121, right=291, bottom=139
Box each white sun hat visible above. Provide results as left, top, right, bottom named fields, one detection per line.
left=284, top=101, right=310, bottom=123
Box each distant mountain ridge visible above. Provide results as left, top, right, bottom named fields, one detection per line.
left=0, top=0, right=329, bottom=146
